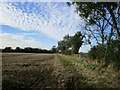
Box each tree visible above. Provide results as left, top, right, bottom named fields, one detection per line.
left=67, top=2, right=120, bottom=40
left=88, top=40, right=120, bottom=67
left=70, top=32, right=84, bottom=54
left=57, top=35, right=71, bottom=54
left=15, top=47, right=21, bottom=52
left=3, top=47, right=12, bottom=52
left=67, top=2, right=120, bottom=68
left=57, top=32, right=84, bottom=54
left=58, top=40, right=70, bottom=54
left=51, top=46, right=57, bottom=53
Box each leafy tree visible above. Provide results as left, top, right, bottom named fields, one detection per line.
left=15, top=47, right=21, bottom=52
left=83, top=18, right=113, bottom=45
left=88, top=40, right=120, bottom=67
left=57, top=32, right=84, bottom=54
left=24, top=47, right=32, bottom=52
left=58, top=40, right=69, bottom=54
left=67, top=2, right=120, bottom=68
left=3, top=47, right=13, bottom=52
left=57, top=35, right=71, bottom=54
left=70, top=32, right=84, bottom=54
left=67, top=2, right=120, bottom=41
left=51, top=46, right=57, bottom=53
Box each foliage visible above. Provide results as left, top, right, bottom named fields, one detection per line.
left=2, top=47, right=52, bottom=53
left=67, top=2, right=120, bottom=68
left=67, top=2, right=120, bottom=43
left=57, top=35, right=71, bottom=54
left=3, top=47, right=13, bottom=52
left=57, top=32, right=84, bottom=54
left=70, top=32, right=84, bottom=54
left=51, top=46, right=57, bottom=53
left=88, top=40, right=120, bottom=67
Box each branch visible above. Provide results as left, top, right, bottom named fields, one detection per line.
left=85, top=26, right=100, bottom=44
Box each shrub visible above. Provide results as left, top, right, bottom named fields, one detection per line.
left=88, top=40, right=120, bottom=68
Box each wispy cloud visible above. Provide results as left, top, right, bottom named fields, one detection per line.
left=1, top=0, right=70, bottom=2
left=0, top=2, right=84, bottom=40
left=0, top=31, right=50, bottom=49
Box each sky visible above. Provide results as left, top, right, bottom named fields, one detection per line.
left=0, top=2, right=91, bottom=52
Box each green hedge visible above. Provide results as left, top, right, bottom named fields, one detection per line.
left=88, top=40, right=120, bottom=67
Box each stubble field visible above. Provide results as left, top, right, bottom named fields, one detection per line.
left=2, top=53, right=119, bottom=89
left=2, top=53, right=68, bottom=89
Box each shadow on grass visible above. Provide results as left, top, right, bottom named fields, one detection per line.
left=2, top=67, right=58, bottom=89
left=64, top=71, right=103, bottom=89
left=2, top=80, right=24, bottom=90
left=64, top=75, right=108, bottom=89
left=57, top=55, right=108, bottom=89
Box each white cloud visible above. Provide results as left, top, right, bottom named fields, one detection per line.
left=79, top=45, right=91, bottom=53
left=0, top=0, right=70, bottom=2
left=0, top=2, right=90, bottom=52
left=0, top=2, right=85, bottom=40
left=0, top=32, right=50, bottom=49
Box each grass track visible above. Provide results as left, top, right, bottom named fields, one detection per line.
left=57, top=55, right=119, bottom=88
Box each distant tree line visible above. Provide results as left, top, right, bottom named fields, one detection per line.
left=2, top=47, right=53, bottom=53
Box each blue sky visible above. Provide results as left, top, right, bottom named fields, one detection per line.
left=0, top=2, right=91, bottom=52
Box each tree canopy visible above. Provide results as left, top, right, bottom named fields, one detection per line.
left=57, top=32, right=84, bottom=54
left=66, top=2, right=120, bottom=67
left=67, top=2, right=120, bottom=42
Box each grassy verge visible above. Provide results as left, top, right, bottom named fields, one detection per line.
left=58, top=55, right=102, bottom=74
left=57, top=55, right=101, bottom=88
left=57, top=55, right=118, bottom=88
left=57, top=55, right=89, bottom=88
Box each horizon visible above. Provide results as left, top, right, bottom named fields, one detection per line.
left=0, top=2, right=91, bottom=53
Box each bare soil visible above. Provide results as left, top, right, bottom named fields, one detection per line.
left=2, top=53, right=68, bottom=89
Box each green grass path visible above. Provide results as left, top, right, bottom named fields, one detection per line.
left=57, top=55, right=119, bottom=88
